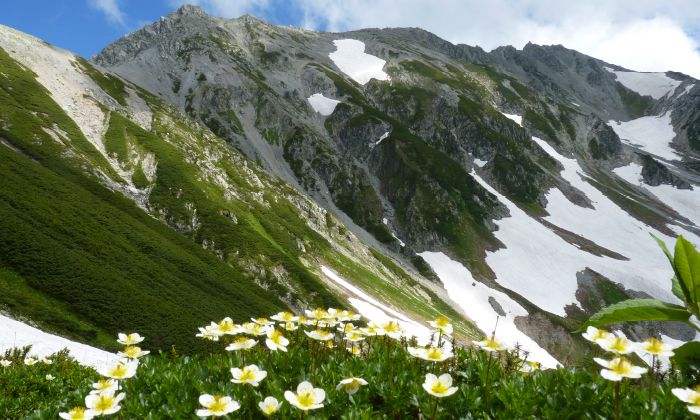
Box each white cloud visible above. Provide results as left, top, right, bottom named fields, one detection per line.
left=170, top=0, right=700, bottom=79
left=88, top=0, right=126, bottom=26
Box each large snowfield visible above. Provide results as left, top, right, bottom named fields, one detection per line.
left=605, top=68, right=681, bottom=99
left=614, top=162, right=700, bottom=227
left=328, top=39, right=390, bottom=85
left=0, top=314, right=118, bottom=368
left=608, top=112, right=680, bottom=161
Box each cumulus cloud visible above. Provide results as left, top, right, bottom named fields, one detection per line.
left=172, top=0, right=700, bottom=78
left=88, top=0, right=126, bottom=26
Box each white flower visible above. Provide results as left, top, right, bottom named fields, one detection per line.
left=518, top=360, right=541, bottom=373
left=428, top=316, right=453, bottom=335
left=283, top=322, right=299, bottom=331
left=381, top=320, right=404, bottom=339
left=347, top=345, right=361, bottom=356
left=45, top=374, right=55, bottom=381
left=305, top=329, right=334, bottom=341
left=59, top=407, right=94, bottom=420
left=0, top=359, right=11, bottom=368
left=582, top=326, right=612, bottom=343
left=596, top=332, right=635, bottom=355
left=593, top=356, right=647, bottom=381
left=305, top=308, right=329, bottom=320
left=24, top=357, right=37, bottom=366
left=241, top=322, right=267, bottom=336
left=672, top=386, right=700, bottom=415
left=90, top=379, right=118, bottom=394
left=252, top=317, right=274, bottom=326
left=336, top=377, right=368, bottom=395
left=225, top=337, right=258, bottom=351
left=117, top=332, right=144, bottom=346
left=214, top=317, right=240, bottom=335
left=118, top=345, right=150, bottom=360
left=265, top=327, right=290, bottom=352
left=639, top=337, right=674, bottom=357
left=98, top=360, right=138, bottom=380
left=258, top=396, right=283, bottom=416
left=196, top=325, right=222, bottom=341
left=422, top=373, right=458, bottom=397
left=344, top=330, right=365, bottom=343
left=284, top=381, right=325, bottom=411
left=474, top=336, right=506, bottom=352
left=407, top=345, right=453, bottom=362
left=231, top=364, right=267, bottom=387
left=84, top=391, right=125, bottom=416
left=40, top=357, right=53, bottom=365
left=271, top=311, right=298, bottom=323
left=196, top=394, right=240, bottom=417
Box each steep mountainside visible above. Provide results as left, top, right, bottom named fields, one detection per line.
left=92, top=5, right=700, bottom=364
left=0, top=23, right=472, bottom=355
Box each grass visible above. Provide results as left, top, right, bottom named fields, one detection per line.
left=1, top=312, right=696, bottom=419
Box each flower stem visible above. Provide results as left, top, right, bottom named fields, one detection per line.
left=614, top=381, right=621, bottom=420
left=648, top=355, right=655, bottom=408
left=484, top=351, right=494, bottom=410
left=430, top=397, right=439, bottom=420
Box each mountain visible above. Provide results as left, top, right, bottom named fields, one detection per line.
left=0, top=22, right=468, bottom=356
left=1, top=4, right=699, bottom=366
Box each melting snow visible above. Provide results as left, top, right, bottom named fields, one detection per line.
left=608, top=112, right=679, bottom=161
left=0, top=314, right=118, bottom=369
left=307, top=93, right=341, bottom=116
left=320, top=266, right=430, bottom=340
left=372, top=131, right=390, bottom=148
left=500, top=112, right=523, bottom=126
left=470, top=133, right=685, bottom=318
left=473, top=159, right=488, bottom=168
left=605, top=67, right=681, bottom=99
left=614, top=163, right=700, bottom=225
left=418, top=252, right=560, bottom=368
left=328, top=39, right=390, bottom=85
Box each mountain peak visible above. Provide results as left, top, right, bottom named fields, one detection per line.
left=175, top=4, right=208, bottom=18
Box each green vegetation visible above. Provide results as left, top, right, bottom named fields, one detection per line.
left=73, top=57, right=128, bottom=107
left=2, top=316, right=696, bottom=419
left=616, top=84, right=653, bottom=119
left=524, top=109, right=558, bottom=143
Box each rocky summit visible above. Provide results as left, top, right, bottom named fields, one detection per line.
left=1, top=4, right=699, bottom=368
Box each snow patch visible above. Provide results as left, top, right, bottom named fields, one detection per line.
left=328, top=39, right=390, bottom=85
left=677, top=84, right=695, bottom=98
left=372, top=131, right=390, bottom=148
left=307, top=93, right=341, bottom=116
left=608, top=112, right=679, bottom=161
left=614, top=163, right=700, bottom=225
left=0, top=314, right=119, bottom=369
left=320, top=265, right=430, bottom=340
left=473, top=158, right=488, bottom=168
left=605, top=67, right=681, bottom=99
left=500, top=112, right=523, bottom=126
left=418, top=252, right=559, bottom=368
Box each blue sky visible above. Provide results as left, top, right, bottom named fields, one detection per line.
left=2, top=1, right=700, bottom=78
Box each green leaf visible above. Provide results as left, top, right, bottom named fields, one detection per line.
left=674, top=235, right=700, bottom=304
left=576, top=298, right=690, bottom=332
left=670, top=341, right=700, bottom=373
left=651, top=233, right=691, bottom=302
left=670, top=276, right=687, bottom=301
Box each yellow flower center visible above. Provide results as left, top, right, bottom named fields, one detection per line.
left=435, top=317, right=450, bottom=327
left=297, top=391, right=315, bottom=408
left=485, top=338, right=501, bottom=350
left=95, top=380, right=112, bottom=390
left=426, top=347, right=443, bottom=360
left=123, top=346, right=141, bottom=358
left=208, top=396, right=227, bottom=413
left=592, top=329, right=609, bottom=340
left=94, top=395, right=115, bottom=411
left=384, top=322, right=400, bottom=333
left=109, top=364, right=128, bottom=378
left=431, top=381, right=449, bottom=395
left=68, top=407, right=87, bottom=419
left=610, top=357, right=632, bottom=375
left=609, top=337, right=629, bottom=352
left=218, top=321, right=235, bottom=333
left=643, top=338, right=663, bottom=354
left=239, top=369, right=256, bottom=382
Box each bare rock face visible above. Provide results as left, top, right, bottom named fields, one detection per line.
left=93, top=7, right=700, bottom=364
